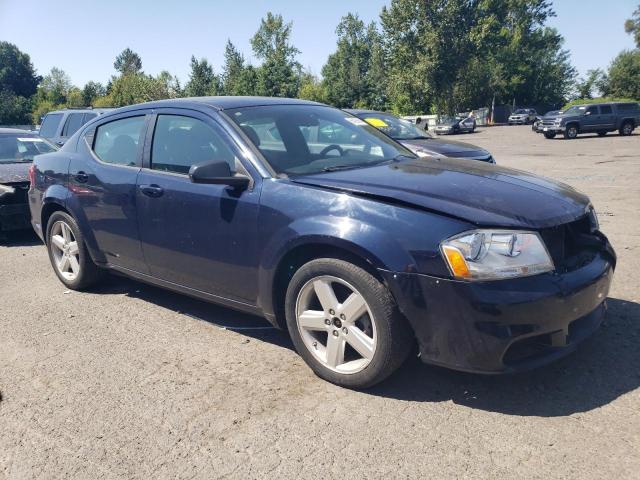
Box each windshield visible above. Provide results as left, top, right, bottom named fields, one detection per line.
left=226, top=105, right=414, bottom=176
left=513, top=109, right=528, bottom=114
left=0, top=134, right=58, bottom=163
left=563, top=106, right=586, bottom=115
left=438, top=116, right=462, bottom=124
left=358, top=112, right=431, bottom=141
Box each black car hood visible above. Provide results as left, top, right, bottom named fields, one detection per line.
left=400, top=138, right=487, bottom=157
left=0, top=162, right=30, bottom=184
left=291, top=158, right=590, bottom=229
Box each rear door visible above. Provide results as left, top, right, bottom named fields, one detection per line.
left=599, top=105, right=615, bottom=130
left=135, top=108, right=262, bottom=303
left=68, top=111, right=151, bottom=273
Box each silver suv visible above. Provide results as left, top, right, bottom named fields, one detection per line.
left=38, top=108, right=113, bottom=146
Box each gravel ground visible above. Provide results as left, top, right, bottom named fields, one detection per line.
left=1, top=125, right=639, bottom=479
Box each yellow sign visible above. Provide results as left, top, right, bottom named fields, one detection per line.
left=364, top=118, right=388, bottom=128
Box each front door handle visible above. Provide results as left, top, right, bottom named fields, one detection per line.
left=139, top=184, right=164, bottom=198
left=75, top=171, right=89, bottom=183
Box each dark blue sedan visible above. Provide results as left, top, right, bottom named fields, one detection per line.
left=28, top=97, right=615, bottom=388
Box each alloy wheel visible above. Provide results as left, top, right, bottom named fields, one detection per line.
left=567, top=127, right=577, bottom=139
left=623, top=123, right=633, bottom=135
left=295, top=275, right=377, bottom=374
left=50, top=220, right=80, bottom=281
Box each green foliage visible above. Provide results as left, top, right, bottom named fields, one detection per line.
left=607, top=49, right=640, bottom=100
left=0, top=90, right=33, bottom=124
left=321, top=14, right=386, bottom=109
left=298, top=71, right=326, bottom=103
left=251, top=12, right=301, bottom=97
left=82, top=81, right=106, bottom=106
left=0, top=41, right=41, bottom=97
left=562, top=97, right=638, bottom=110
left=113, top=48, right=143, bottom=75
left=624, top=4, right=640, bottom=47
left=102, top=71, right=182, bottom=107
left=185, top=56, right=220, bottom=96
left=575, top=69, right=608, bottom=99
left=31, top=99, right=59, bottom=125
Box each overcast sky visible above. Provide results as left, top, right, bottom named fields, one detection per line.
left=0, top=0, right=637, bottom=87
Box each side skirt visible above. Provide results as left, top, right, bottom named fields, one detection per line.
left=106, top=264, right=267, bottom=319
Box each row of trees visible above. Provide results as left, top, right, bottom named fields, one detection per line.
left=1, top=1, right=639, bottom=125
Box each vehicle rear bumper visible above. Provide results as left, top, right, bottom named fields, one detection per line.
left=380, top=249, right=615, bottom=374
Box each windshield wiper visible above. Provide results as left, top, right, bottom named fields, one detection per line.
left=322, top=164, right=363, bottom=172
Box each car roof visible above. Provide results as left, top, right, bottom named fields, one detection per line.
left=45, top=108, right=115, bottom=115
left=0, top=128, right=36, bottom=135
left=110, top=96, right=323, bottom=116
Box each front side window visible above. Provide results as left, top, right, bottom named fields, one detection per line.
left=151, top=115, right=236, bottom=175
left=586, top=106, right=599, bottom=115
left=62, top=113, right=85, bottom=137
left=39, top=113, right=63, bottom=138
left=93, top=116, right=145, bottom=166
left=227, top=105, right=413, bottom=176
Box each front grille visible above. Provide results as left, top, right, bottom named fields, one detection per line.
left=539, top=215, right=599, bottom=273
left=541, top=119, right=556, bottom=126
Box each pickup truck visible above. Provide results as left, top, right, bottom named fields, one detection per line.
left=539, top=102, right=640, bottom=139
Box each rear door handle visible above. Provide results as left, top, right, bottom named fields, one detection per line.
left=139, top=184, right=164, bottom=198
left=75, top=171, right=89, bottom=183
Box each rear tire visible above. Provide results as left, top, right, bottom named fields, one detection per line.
left=564, top=125, right=578, bottom=139
left=285, top=258, right=413, bottom=389
left=46, top=211, right=105, bottom=290
left=619, top=121, right=633, bottom=136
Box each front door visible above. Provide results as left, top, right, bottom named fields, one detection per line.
left=135, top=109, right=261, bottom=303
left=581, top=105, right=601, bottom=132
left=68, top=112, right=150, bottom=273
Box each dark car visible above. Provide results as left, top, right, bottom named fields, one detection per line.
left=434, top=115, right=476, bottom=135
left=539, top=102, right=640, bottom=139
left=28, top=97, right=615, bottom=388
left=346, top=110, right=494, bottom=163
left=0, top=128, right=57, bottom=235
left=39, top=107, right=114, bottom=146
left=532, top=110, right=563, bottom=132
left=508, top=108, right=537, bottom=125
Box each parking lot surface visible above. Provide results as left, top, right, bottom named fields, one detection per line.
left=1, top=126, right=639, bottom=479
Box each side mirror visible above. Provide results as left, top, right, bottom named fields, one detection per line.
left=189, top=160, right=250, bottom=189
left=584, top=111, right=591, bottom=116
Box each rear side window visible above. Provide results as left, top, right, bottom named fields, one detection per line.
left=93, top=116, right=146, bottom=166
left=151, top=115, right=236, bottom=175
left=39, top=113, right=63, bottom=138
left=83, top=113, right=97, bottom=125
left=617, top=103, right=640, bottom=112
left=600, top=105, right=613, bottom=114
left=62, top=113, right=85, bottom=137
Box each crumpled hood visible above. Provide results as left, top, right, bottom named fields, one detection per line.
left=400, top=138, right=489, bottom=158
left=0, top=162, right=30, bottom=184
left=290, top=158, right=590, bottom=229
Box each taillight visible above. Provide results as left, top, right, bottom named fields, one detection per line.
left=28, top=164, right=36, bottom=187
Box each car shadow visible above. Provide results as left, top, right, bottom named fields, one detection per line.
left=92, top=274, right=294, bottom=351
left=89, top=275, right=638, bottom=416
left=368, top=297, right=640, bottom=417
left=0, top=229, right=41, bottom=247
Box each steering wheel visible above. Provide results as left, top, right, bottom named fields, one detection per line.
left=319, top=144, right=344, bottom=157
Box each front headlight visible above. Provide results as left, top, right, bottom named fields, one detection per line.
left=440, top=230, right=554, bottom=281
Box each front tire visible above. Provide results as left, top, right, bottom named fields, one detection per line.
left=544, top=132, right=556, bottom=139
left=564, top=125, right=578, bottom=139
left=597, top=131, right=607, bottom=137
left=46, top=211, right=105, bottom=290
left=285, top=258, right=413, bottom=389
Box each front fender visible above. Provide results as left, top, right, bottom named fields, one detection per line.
left=257, top=215, right=413, bottom=317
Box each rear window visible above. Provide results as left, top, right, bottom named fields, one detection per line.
left=39, top=113, right=63, bottom=138
left=600, top=105, right=613, bottom=115
left=0, top=135, right=57, bottom=163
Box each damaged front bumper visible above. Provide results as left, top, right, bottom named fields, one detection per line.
left=380, top=242, right=615, bottom=374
